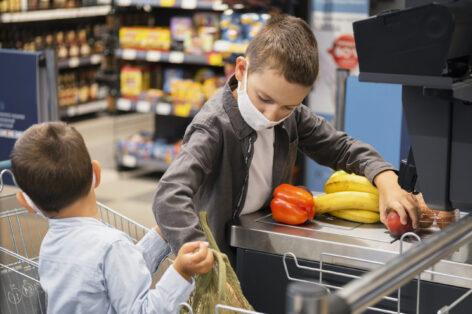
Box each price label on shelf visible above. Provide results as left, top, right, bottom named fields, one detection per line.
left=90, top=54, right=102, bottom=64
left=68, top=58, right=80, bottom=68
left=136, top=101, right=151, bottom=113
left=146, top=51, right=162, bottom=62
left=169, top=51, right=184, bottom=64
left=156, top=102, right=172, bottom=115
left=117, top=0, right=132, bottom=6
left=181, top=0, right=197, bottom=9
left=212, top=1, right=228, bottom=11
left=122, top=49, right=137, bottom=60
left=160, top=0, right=176, bottom=7
left=117, top=98, right=133, bottom=111
left=122, top=155, right=137, bottom=168
left=66, top=107, right=78, bottom=117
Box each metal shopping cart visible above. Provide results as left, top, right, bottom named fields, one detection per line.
left=0, top=167, right=150, bottom=314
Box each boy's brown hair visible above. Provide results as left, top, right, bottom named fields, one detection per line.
left=246, top=14, right=319, bottom=86
left=11, top=122, right=93, bottom=213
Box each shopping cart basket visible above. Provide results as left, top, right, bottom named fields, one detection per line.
left=0, top=168, right=150, bottom=314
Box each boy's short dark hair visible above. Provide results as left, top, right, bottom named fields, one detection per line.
left=11, top=122, right=93, bottom=213
left=246, top=14, right=319, bottom=86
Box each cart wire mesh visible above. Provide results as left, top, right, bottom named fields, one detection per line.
left=283, top=232, right=472, bottom=314
left=0, top=169, right=149, bottom=314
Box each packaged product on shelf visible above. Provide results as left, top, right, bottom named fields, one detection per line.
left=79, top=29, right=92, bottom=57
left=170, top=79, right=205, bottom=109
left=170, top=17, right=193, bottom=52
left=119, top=27, right=171, bottom=51
left=241, top=13, right=270, bottom=41
left=56, top=32, right=69, bottom=59
left=163, top=68, right=184, bottom=94
left=67, top=31, right=80, bottom=58
left=220, top=11, right=242, bottom=43
left=121, top=65, right=151, bottom=98
left=220, top=12, right=270, bottom=44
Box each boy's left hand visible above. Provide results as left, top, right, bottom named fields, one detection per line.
left=374, top=170, right=419, bottom=229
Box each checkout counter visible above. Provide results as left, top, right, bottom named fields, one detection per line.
left=230, top=211, right=471, bottom=313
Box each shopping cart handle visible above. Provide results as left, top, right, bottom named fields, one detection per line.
left=0, top=160, right=11, bottom=170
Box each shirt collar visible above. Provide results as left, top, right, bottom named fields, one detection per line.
left=48, top=216, right=104, bottom=228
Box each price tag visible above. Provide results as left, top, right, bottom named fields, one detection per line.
left=181, top=0, right=196, bottom=9
left=68, top=58, right=80, bottom=68
left=160, top=0, right=176, bottom=7
left=213, top=40, right=229, bottom=52
left=136, top=101, right=151, bottom=113
left=117, top=0, right=132, bottom=6
left=90, top=54, right=102, bottom=64
left=169, top=51, right=184, bottom=64
left=67, top=107, right=77, bottom=117
left=122, top=49, right=137, bottom=60
left=146, top=51, right=162, bottom=62
left=212, top=1, right=228, bottom=11
left=117, top=98, right=132, bottom=111
left=122, top=155, right=137, bottom=168
left=156, top=102, right=172, bottom=115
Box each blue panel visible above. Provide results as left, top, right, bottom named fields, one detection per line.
left=344, top=76, right=403, bottom=168
left=304, top=113, right=335, bottom=192
left=0, top=49, right=41, bottom=164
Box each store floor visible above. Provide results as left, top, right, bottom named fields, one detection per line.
left=72, top=112, right=159, bottom=229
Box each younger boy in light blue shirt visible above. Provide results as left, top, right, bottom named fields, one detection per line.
left=11, top=122, right=214, bottom=314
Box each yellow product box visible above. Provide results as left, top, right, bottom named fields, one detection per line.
left=121, top=66, right=150, bottom=98
left=120, top=27, right=171, bottom=51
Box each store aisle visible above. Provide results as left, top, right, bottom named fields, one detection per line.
left=72, top=113, right=159, bottom=228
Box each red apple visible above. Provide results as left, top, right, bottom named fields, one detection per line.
left=387, top=211, right=414, bottom=237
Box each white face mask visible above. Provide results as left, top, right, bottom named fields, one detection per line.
left=22, top=173, right=96, bottom=219
left=237, top=64, right=292, bottom=131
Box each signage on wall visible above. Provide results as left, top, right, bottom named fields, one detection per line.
left=310, top=0, right=369, bottom=115
left=0, top=50, right=42, bottom=163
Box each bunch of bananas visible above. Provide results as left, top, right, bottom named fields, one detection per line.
left=315, top=171, right=380, bottom=223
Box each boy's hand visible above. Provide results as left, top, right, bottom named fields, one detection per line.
left=174, top=241, right=214, bottom=282
left=374, top=170, right=419, bottom=229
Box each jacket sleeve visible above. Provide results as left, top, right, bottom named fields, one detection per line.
left=296, top=105, right=395, bottom=183
left=152, top=124, right=220, bottom=254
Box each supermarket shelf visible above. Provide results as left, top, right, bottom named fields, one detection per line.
left=213, top=40, right=248, bottom=54
left=117, top=98, right=198, bottom=118
left=58, top=54, right=103, bottom=70
left=116, top=153, right=170, bottom=171
left=115, top=0, right=228, bottom=11
left=0, top=5, right=112, bottom=23
left=60, top=99, right=108, bottom=118
left=115, top=48, right=223, bottom=66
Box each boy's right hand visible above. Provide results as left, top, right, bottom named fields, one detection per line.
left=174, top=241, right=214, bottom=282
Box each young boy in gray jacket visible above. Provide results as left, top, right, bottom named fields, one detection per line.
left=153, top=15, right=419, bottom=259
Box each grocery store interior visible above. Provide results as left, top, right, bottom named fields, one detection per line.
left=1, top=0, right=472, bottom=313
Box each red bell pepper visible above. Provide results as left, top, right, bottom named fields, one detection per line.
left=270, top=184, right=315, bottom=225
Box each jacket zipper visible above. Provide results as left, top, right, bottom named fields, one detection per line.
left=234, top=136, right=253, bottom=218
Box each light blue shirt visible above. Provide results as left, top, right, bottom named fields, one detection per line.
left=39, top=217, right=194, bottom=314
